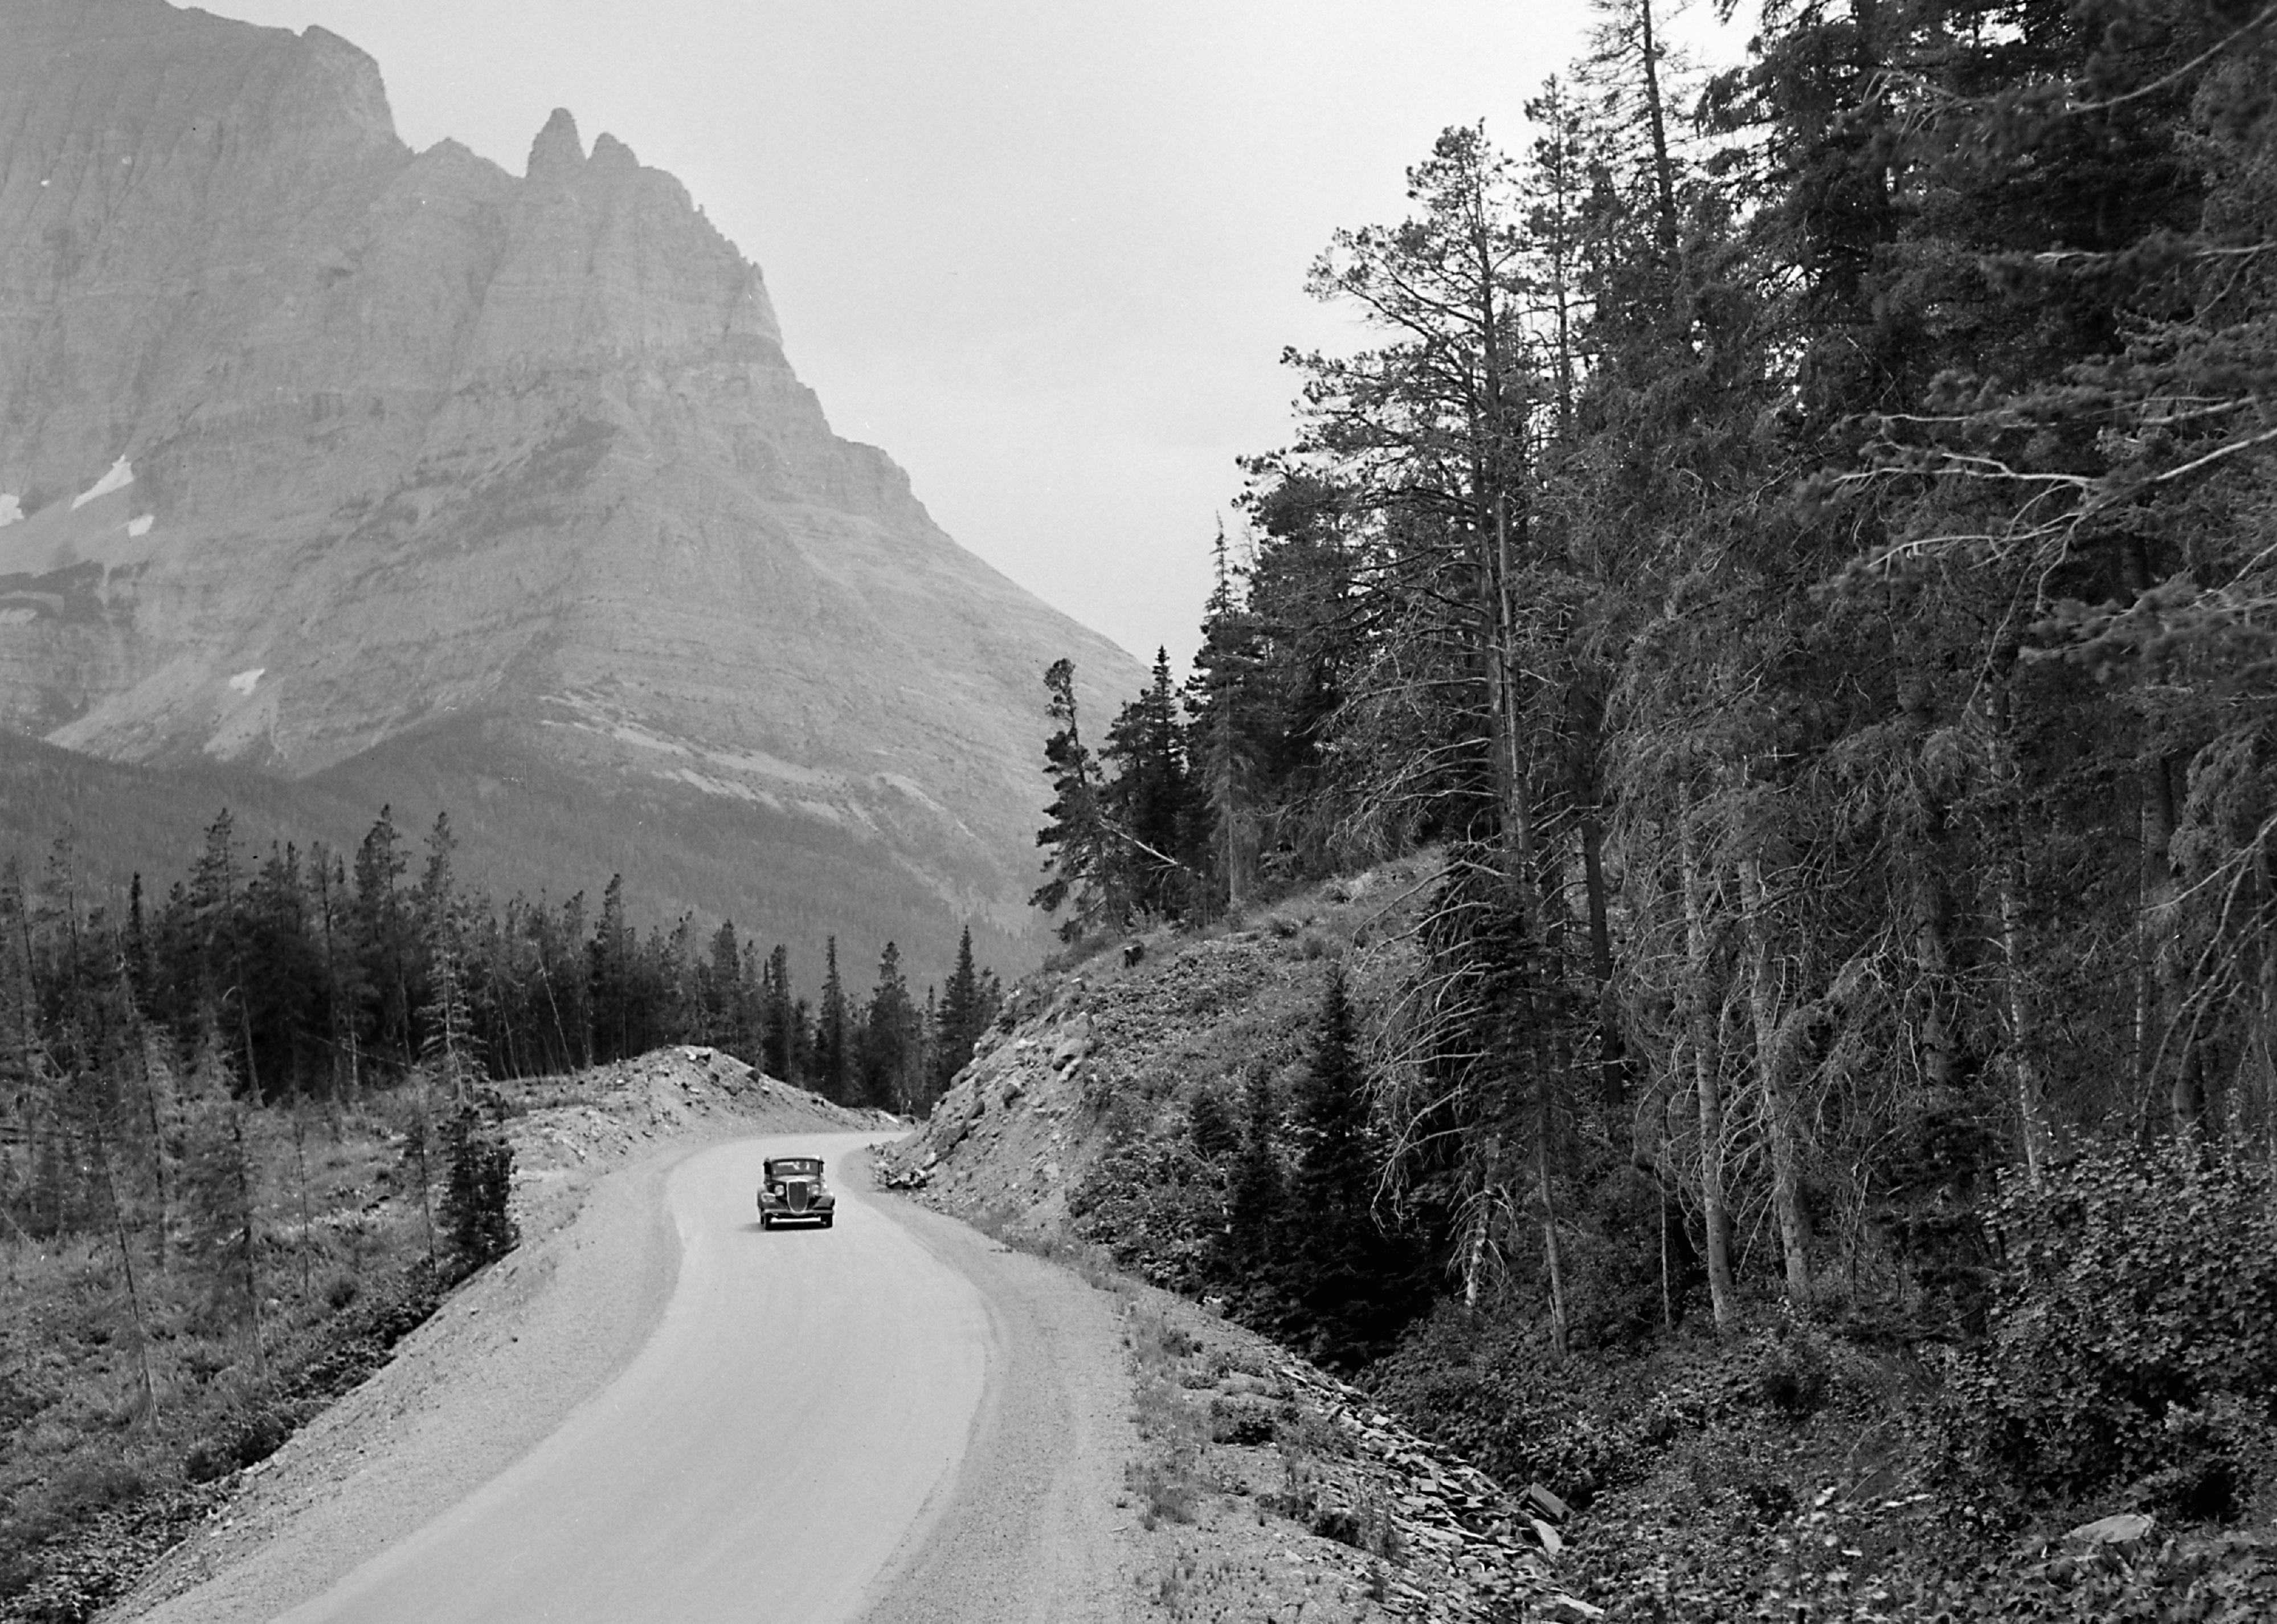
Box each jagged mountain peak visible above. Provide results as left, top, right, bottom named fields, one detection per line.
left=0, top=0, right=1139, bottom=979
left=528, top=106, right=586, bottom=180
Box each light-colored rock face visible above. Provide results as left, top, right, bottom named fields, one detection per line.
left=0, top=0, right=1137, bottom=954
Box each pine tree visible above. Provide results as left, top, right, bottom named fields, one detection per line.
left=1100, top=648, right=1203, bottom=921
left=762, top=944, right=795, bottom=1082
left=351, top=806, right=413, bottom=1071
left=860, top=943, right=918, bottom=1114
left=706, top=920, right=743, bottom=1053
left=1227, top=1064, right=1283, bottom=1269
left=1032, top=658, right=1119, bottom=938
left=588, top=875, right=633, bottom=1063
left=1186, top=521, right=1266, bottom=910
left=422, top=909, right=516, bottom=1271
left=1289, top=967, right=1416, bottom=1364
left=437, top=1090, right=517, bottom=1271
left=933, top=925, right=990, bottom=1096
left=816, top=938, right=849, bottom=1103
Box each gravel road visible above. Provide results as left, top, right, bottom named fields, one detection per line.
left=113, top=1130, right=1141, bottom=1623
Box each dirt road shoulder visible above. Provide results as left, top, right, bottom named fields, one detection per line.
left=855, top=1193, right=1145, bottom=1624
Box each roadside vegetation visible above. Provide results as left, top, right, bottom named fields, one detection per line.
left=1, top=1101, right=449, bottom=1622
left=999, top=1, right=2277, bottom=1617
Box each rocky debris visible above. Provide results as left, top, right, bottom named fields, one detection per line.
left=874, top=932, right=1295, bottom=1231
left=1264, top=1360, right=1599, bottom=1623
left=1049, top=1018, right=1094, bottom=1073
left=1117, top=1288, right=1599, bottom=1624
left=874, top=1152, right=931, bottom=1191
left=512, top=1045, right=884, bottom=1194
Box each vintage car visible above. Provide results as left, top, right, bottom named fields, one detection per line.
left=757, top=1155, right=836, bottom=1229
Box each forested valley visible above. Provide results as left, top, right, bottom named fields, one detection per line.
left=3, top=801, right=999, bottom=1187
left=1028, top=0, right=2277, bottom=1615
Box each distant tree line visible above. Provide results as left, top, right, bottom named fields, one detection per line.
left=1040, top=0, right=2277, bottom=1451
left=0, top=804, right=1003, bottom=1249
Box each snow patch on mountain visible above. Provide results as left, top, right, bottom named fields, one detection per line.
left=128, top=515, right=153, bottom=538
left=70, top=458, right=133, bottom=510
left=0, top=495, right=20, bottom=527
left=229, top=668, right=265, bottom=696
left=878, top=773, right=949, bottom=815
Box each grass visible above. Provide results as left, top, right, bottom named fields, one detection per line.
left=0, top=1059, right=697, bottom=1623
left=964, top=1198, right=1123, bottom=1291
left=1125, top=1300, right=1208, bottom=1530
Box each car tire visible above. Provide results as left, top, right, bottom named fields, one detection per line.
left=821, top=1214, right=834, bottom=1228
left=759, top=1213, right=772, bottom=1230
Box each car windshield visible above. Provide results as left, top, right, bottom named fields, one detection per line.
left=770, top=1160, right=821, bottom=1180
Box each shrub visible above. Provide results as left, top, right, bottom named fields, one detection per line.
left=1942, top=1140, right=2277, bottom=1512
left=1068, top=1139, right=1225, bottom=1292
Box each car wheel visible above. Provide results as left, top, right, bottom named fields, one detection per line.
left=760, top=1213, right=772, bottom=1230
left=821, top=1214, right=834, bottom=1228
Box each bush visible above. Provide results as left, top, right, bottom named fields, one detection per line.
left=1068, top=1139, right=1225, bottom=1292
left=1943, top=1140, right=2277, bottom=1513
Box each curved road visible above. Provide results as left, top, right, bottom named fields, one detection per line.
left=278, top=1134, right=996, bottom=1623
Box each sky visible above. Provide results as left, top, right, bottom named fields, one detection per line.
left=205, top=0, right=1744, bottom=676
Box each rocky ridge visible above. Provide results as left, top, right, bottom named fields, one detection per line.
left=0, top=0, right=1139, bottom=974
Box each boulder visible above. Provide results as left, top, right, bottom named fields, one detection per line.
left=2066, top=1511, right=2155, bottom=1545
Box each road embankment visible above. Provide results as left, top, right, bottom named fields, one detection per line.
left=104, top=1051, right=884, bottom=1623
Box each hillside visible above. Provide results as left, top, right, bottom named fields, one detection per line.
left=0, top=0, right=1141, bottom=980
left=882, top=865, right=2277, bottom=1622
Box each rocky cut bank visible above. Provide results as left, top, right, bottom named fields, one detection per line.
left=0, top=0, right=1137, bottom=977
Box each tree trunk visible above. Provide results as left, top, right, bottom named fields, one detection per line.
left=1741, top=855, right=1812, bottom=1308
left=1679, top=792, right=1737, bottom=1333
left=1637, top=0, right=1679, bottom=262
left=1536, top=1111, right=1571, bottom=1358
left=1912, top=852, right=1958, bottom=1094
left=2140, top=752, right=2208, bottom=1138
left=228, top=1103, right=266, bottom=1380
left=1998, top=869, right=2050, bottom=1189
left=1459, top=1135, right=1501, bottom=1311
left=133, top=1026, right=171, bottom=1269
left=1579, top=811, right=1631, bottom=1109
left=291, top=1083, right=313, bottom=1304
left=95, top=1116, right=159, bottom=1422
left=2259, top=865, right=2277, bottom=1168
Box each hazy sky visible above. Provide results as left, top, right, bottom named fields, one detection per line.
left=205, top=0, right=1741, bottom=676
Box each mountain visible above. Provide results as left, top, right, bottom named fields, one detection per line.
left=0, top=0, right=1140, bottom=983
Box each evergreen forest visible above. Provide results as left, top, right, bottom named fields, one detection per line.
left=1034, top=0, right=2277, bottom=1611
left=0, top=803, right=1001, bottom=1243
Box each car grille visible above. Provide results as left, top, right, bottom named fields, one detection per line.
left=787, top=1183, right=811, bottom=1213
